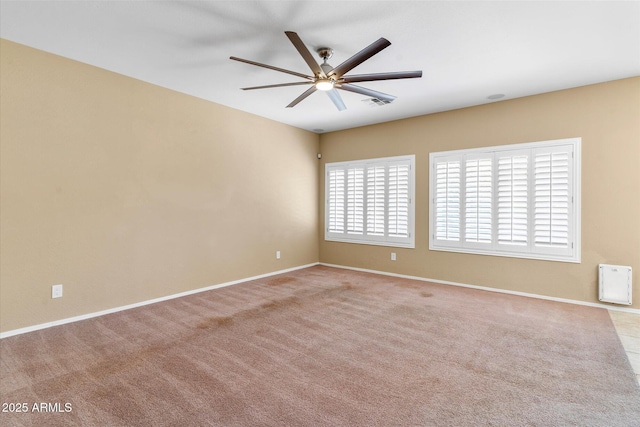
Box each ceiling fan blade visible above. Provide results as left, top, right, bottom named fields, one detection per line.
left=242, top=82, right=314, bottom=90
left=286, top=86, right=318, bottom=108
left=285, top=31, right=325, bottom=78
left=337, top=83, right=397, bottom=103
left=340, top=70, right=422, bottom=83
left=327, top=38, right=391, bottom=79
left=230, top=56, right=313, bottom=80
left=326, top=89, right=346, bottom=111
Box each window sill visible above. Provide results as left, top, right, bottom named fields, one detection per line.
left=326, top=237, right=415, bottom=249
left=429, top=244, right=580, bottom=263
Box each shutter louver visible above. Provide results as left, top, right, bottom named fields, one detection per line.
left=435, top=160, right=461, bottom=241
left=465, top=157, right=492, bottom=243
left=534, top=149, right=570, bottom=248
left=388, top=163, right=410, bottom=237
left=498, top=154, right=528, bottom=246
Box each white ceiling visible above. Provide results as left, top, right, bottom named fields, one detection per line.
left=1, top=1, right=639, bottom=133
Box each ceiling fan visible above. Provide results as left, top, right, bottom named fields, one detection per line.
left=230, top=31, right=422, bottom=111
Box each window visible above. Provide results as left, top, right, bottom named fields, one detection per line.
left=429, top=138, right=580, bottom=262
left=326, top=155, right=415, bottom=248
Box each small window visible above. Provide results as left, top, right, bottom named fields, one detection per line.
left=429, top=138, right=581, bottom=263
left=326, top=155, right=415, bottom=248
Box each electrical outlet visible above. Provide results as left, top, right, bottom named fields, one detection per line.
left=52, top=284, right=63, bottom=299
left=391, top=252, right=396, bottom=261
left=276, top=251, right=281, bottom=259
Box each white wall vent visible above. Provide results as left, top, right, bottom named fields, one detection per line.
left=361, top=98, right=393, bottom=107
left=599, top=264, right=632, bottom=305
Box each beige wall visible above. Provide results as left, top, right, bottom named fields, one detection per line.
left=319, top=77, right=640, bottom=309
left=0, top=40, right=320, bottom=332
left=1, top=38, right=638, bottom=334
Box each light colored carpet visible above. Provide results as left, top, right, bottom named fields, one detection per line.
left=1, top=265, right=639, bottom=426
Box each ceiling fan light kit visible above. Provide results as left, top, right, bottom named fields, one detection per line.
left=315, top=79, right=334, bottom=91
left=230, top=31, right=422, bottom=111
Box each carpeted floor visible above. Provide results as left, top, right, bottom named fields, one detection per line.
left=1, top=265, right=639, bottom=426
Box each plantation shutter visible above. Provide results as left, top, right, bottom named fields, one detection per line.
left=434, top=158, right=461, bottom=242
left=366, top=165, right=386, bottom=236
left=346, top=167, right=364, bottom=235
left=533, top=145, right=573, bottom=254
left=325, top=155, right=415, bottom=248
left=430, top=138, right=580, bottom=262
left=388, top=162, right=411, bottom=238
left=497, top=152, right=529, bottom=247
left=464, top=156, right=493, bottom=245
left=327, top=168, right=345, bottom=233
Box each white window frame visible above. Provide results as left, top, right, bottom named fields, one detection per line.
left=429, top=138, right=581, bottom=263
left=325, top=155, right=415, bottom=248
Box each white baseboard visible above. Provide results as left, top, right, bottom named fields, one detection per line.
left=0, top=262, right=319, bottom=339
left=320, top=263, right=640, bottom=314
left=4, top=261, right=635, bottom=339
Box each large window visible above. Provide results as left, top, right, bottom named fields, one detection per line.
left=325, top=155, right=415, bottom=248
left=429, top=138, right=581, bottom=262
